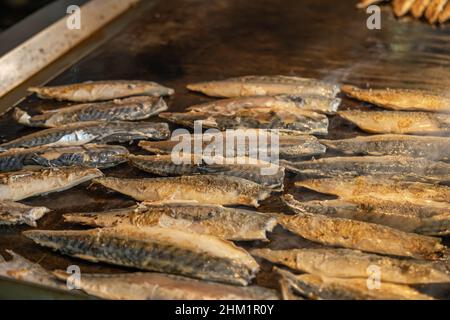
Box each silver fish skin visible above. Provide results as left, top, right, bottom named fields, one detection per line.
left=0, top=121, right=170, bottom=150
left=24, top=226, right=260, bottom=285
left=53, top=270, right=278, bottom=300
left=28, top=80, right=174, bottom=102
left=0, top=144, right=129, bottom=172
left=187, top=76, right=340, bottom=98
left=0, top=167, right=103, bottom=201
left=253, top=248, right=450, bottom=285
left=13, top=96, right=168, bottom=128
left=321, top=134, right=450, bottom=161
left=93, top=175, right=272, bottom=208
left=63, top=201, right=278, bottom=241
left=281, top=155, right=450, bottom=183
left=0, top=201, right=50, bottom=227
left=128, top=154, right=285, bottom=190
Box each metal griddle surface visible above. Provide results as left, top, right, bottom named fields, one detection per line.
left=0, top=0, right=449, bottom=299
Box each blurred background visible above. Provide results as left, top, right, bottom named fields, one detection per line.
left=0, top=0, right=53, bottom=31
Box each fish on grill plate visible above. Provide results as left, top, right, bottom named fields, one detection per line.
left=425, top=0, right=449, bottom=23
left=0, top=201, right=50, bottom=227
left=412, top=0, right=432, bottom=17
left=393, top=0, right=416, bottom=16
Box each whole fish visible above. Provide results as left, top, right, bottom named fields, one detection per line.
left=0, top=201, right=50, bottom=227
left=187, top=76, right=340, bottom=99
left=53, top=270, right=278, bottom=300
left=0, top=167, right=102, bottom=201
left=160, top=108, right=329, bottom=135
left=128, top=154, right=285, bottom=190
left=93, top=175, right=271, bottom=207
left=24, top=226, right=260, bottom=285
left=186, top=95, right=341, bottom=115
left=0, top=121, right=170, bottom=151
left=338, top=110, right=450, bottom=135
left=63, top=201, right=277, bottom=241
left=282, top=194, right=450, bottom=236
left=282, top=156, right=450, bottom=183
left=321, top=134, right=450, bottom=161
left=342, top=85, right=450, bottom=113
left=439, top=2, right=450, bottom=22
left=277, top=207, right=445, bottom=260
left=28, top=80, right=174, bottom=102
left=425, top=0, right=449, bottom=23
left=393, top=0, right=416, bottom=16
left=296, top=176, right=450, bottom=204
left=13, top=96, right=168, bottom=128
left=0, top=144, right=129, bottom=172
left=412, top=0, right=432, bottom=17
left=253, top=248, right=450, bottom=285
left=275, top=268, right=433, bottom=300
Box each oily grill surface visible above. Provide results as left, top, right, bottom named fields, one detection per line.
left=0, top=0, right=449, bottom=298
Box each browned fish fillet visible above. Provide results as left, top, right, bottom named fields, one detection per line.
left=412, top=0, right=432, bottom=17
left=439, top=2, right=450, bottom=21
left=425, top=0, right=449, bottom=23
left=393, top=0, right=416, bottom=16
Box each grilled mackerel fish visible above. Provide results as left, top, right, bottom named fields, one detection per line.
left=0, top=201, right=50, bottom=227
left=28, top=80, right=174, bottom=102
left=254, top=248, right=450, bottom=285
left=187, top=76, right=340, bottom=99
left=338, top=110, right=450, bottom=135
left=93, top=175, right=271, bottom=207
left=14, top=96, right=168, bottom=128
left=53, top=270, right=278, bottom=300
left=128, top=154, right=285, bottom=190
left=24, top=227, right=260, bottom=285
left=0, top=121, right=170, bottom=150
left=63, top=201, right=277, bottom=241
left=321, top=134, right=450, bottom=161
left=0, top=145, right=128, bottom=172
left=0, top=167, right=102, bottom=201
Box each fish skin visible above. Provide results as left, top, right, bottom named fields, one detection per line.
left=254, top=248, right=450, bottom=285
left=187, top=76, right=340, bottom=99
left=13, top=96, right=168, bottom=128
left=0, top=121, right=170, bottom=150
left=53, top=270, right=278, bottom=300
left=439, top=2, right=450, bottom=22
left=339, top=110, right=450, bottom=135
left=128, top=154, right=285, bottom=190
left=24, top=227, right=260, bottom=285
left=0, top=167, right=102, bottom=201
left=0, top=201, right=50, bottom=227
left=28, top=80, right=174, bottom=102
left=93, top=175, right=271, bottom=208
left=282, top=155, right=450, bottom=183
left=320, top=134, right=450, bottom=161
left=63, top=201, right=278, bottom=241
left=412, top=0, right=432, bottom=17
left=425, top=0, right=449, bottom=23
left=277, top=204, right=445, bottom=260
left=0, top=144, right=129, bottom=172
left=275, top=268, right=434, bottom=300
left=393, top=0, right=416, bottom=16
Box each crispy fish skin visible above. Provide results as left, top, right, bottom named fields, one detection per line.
left=439, top=2, right=450, bottom=22
left=63, top=201, right=277, bottom=241
left=425, top=0, right=449, bottom=23
left=13, top=96, right=168, bottom=128
left=277, top=208, right=445, bottom=260
left=187, top=76, right=340, bottom=99
left=0, top=121, right=170, bottom=150
left=28, top=80, right=174, bottom=102
left=93, top=175, right=271, bottom=208
left=321, top=134, right=450, bottom=161
left=53, top=270, right=278, bottom=300
left=0, top=201, right=50, bottom=227
left=412, top=0, right=432, bottom=17
left=338, top=110, right=450, bottom=135
left=393, top=0, right=416, bottom=16
left=24, top=227, right=260, bottom=285
left=0, top=167, right=102, bottom=201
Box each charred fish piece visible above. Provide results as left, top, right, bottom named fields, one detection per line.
left=338, top=110, right=450, bottom=135
left=14, top=96, right=168, bottom=128
left=320, top=134, right=450, bottom=161
left=254, top=248, right=450, bottom=285
left=393, top=0, right=416, bottom=16
left=63, top=201, right=277, bottom=241
left=282, top=156, right=450, bottom=183
left=0, top=167, right=102, bottom=201
left=28, top=80, right=174, bottom=102
left=24, top=227, right=260, bottom=285
left=425, top=0, right=449, bottom=23
left=0, top=121, right=170, bottom=150
left=93, top=175, right=271, bottom=208
left=0, top=201, right=50, bottom=227
left=412, top=0, right=432, bottom=17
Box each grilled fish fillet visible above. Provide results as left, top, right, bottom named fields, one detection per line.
left=412, top=0, right=432, bottom=17
left=0, top=201, right=50, bottom=227
left=28, top=80, right=174, bottom=102
left=439, top=2, right=450, bottom=22
left=425, top=0, right=449, bottom=23
left=393, top=0, right=416, bottom=16
left=24, top=227, right=260, bottom=285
